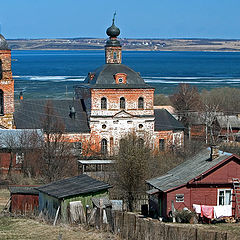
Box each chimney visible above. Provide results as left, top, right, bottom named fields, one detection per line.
left=19, top=91, right=23, bottom=101
left=69, top=106, right=76, bottom=119
left=210, top=145, right=219, bottom=160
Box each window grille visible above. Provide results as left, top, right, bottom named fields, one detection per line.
left=120, top=97, right=125, bottom=109
left=101, top=97, right=107, bottom=109
left=138, top=97, right=144, bottom=109
left=101, top=139, right=108, bottom=155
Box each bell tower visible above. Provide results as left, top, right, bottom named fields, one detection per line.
left=0, top=34, right=14, bottom=129
left=105, top=13, right=122, bottom=64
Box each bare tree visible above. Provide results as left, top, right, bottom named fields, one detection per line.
left=0, top=130, right=42, bottom=178
left=39, top=100, right=77, bottom=183
left=170, top=83, right=202, bottom=131
left=112, top=132, right=151, bottom=211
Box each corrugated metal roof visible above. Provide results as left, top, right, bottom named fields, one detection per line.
left=36, top=174, right=111, bottom=199
left=9, top=186, right=39, bottom=195
left=78, top=160, right=114, bottom=164
left=216, top=115, right=240, bottom=128
left=14, top=100, right=90, bottom=133
left=154, top=109, right=184, bottom=131
left=146, top=148, right=234, bottom=192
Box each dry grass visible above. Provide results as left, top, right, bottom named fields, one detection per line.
left=0, top=216, right=120, bottom=240
left=0, top=188, right=120, bottom=240
left=0, top=189, right=10, bottom=211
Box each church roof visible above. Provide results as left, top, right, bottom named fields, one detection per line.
left=0, top=34, right=9, bottom=50
left=154, top=109, right=184, bottom=131
left=83, top=64, right=153, bottom=89
left=14, top=99, right=90, bottom=133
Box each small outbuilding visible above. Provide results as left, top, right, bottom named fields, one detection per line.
left=36, top=174, right=111, bottom=223
left=9, top=185, right=39, bottom=214
left=146, top=146, right=240, bottom=219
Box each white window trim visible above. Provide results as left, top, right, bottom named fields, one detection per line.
left=217, top=189, right=232, bottom=206
left=176, top=194, right=184, bottom=203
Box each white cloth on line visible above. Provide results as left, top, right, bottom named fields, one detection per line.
left=214, top=205, right=232, bottom=218
left=193, top=204, right=201, bottom=214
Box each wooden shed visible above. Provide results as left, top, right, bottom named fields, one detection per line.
left=147, top=147, right=240, bottom=219
left=36, top=174, right=111, bottom=223
left=9, top=185, right=39, bottom=214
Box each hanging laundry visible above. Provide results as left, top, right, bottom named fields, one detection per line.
left=201, top=205, right=214, bottom=219
left=193, top=204, right=201, bottom=214
left=214, top=205, right=232, bottom=218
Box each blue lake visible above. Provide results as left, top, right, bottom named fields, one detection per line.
left=11, top=50, right=240, bottom=99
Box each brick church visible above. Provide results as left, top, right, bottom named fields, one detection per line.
left=0, top=19, right=184, bottom=156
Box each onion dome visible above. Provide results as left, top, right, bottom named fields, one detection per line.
left=105, top=13, right=121, bottom=47
left=0, top=34, right=9, bottom=50
left=106, top=21, right=120, bottom=38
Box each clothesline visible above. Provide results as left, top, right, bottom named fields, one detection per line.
left=193, top=204, right=232, bottom=219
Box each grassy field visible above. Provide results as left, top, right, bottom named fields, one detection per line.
left=0, top=188, right=119, bottom=240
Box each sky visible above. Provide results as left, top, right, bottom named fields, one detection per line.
left=0, top=0, right=240, bottom=39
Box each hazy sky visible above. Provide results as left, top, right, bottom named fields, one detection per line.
left=1, top=0, right=239, bottom=39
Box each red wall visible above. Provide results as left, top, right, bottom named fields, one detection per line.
left=196, top=159, right=240, bottom=184
left=11, top=194, right=39, bottom=214
left=161, top=157, right=240, bottom=218
left=0, top=152, right=21, bottom=175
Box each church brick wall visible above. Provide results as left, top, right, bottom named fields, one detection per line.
left=91, top=88, right=155, bottom=116
left=0, top=50, right=14, bottom=129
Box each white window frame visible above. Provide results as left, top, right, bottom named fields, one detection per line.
left=217, top=189, right=232, bottom=206
left=176, top=194, right=184, bottom=203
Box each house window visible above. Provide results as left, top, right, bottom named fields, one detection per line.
left=16, top=152, right=24, bottom=164
left=138, top=97, right=144, bottom=109
left=101, top=97, right=107, bottom=110
left=0, top=90, right=3, bottom=115
left=159, top=139, right=165, bottom=151
left=113, top=52, right=117, bottom=60
left=74, top=142, right=82, bottom=155
left=101, top=139, right=108, bottom=155
left=120, top=97, right=125, bottom=109
left=218, top=189, right=232, bottom=205
left=176, top=194, right=184, bottom=202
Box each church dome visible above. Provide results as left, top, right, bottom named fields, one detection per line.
left=0, top=34, right=9, bottom=50
left=84, top=64, right=153, bottom=89
left=106, top=23, right=120, bottom=38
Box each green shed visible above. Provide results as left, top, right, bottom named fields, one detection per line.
left=37, top=174, right=111, bottom=223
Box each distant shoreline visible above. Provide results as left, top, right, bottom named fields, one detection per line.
left=8, top=38, right=240, bottom=52
left=11, top=48, right=240, bottom=52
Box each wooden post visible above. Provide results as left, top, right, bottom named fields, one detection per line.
left=99, top=198, right=103, bottom=230
left=171, top=200, right=176, bottom=223
left=53, top=206, right=60, bottom=226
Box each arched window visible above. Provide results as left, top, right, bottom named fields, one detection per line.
left=101, top=139, right=108, bottom=155
left=101, top=97, right=107, bottom=109
left=120, top=97, right=125, bottom=109
left=0, top=90, right=3, bottom=115
left=0, top=60, right=2, bottom=79
left=138, top=138, right=144, bottom=148
left=159, top=139, right=165, bottom=151
left=138, top=97, right=144, bottom=109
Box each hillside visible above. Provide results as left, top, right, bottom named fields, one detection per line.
left=7, top=38, right=240, bottom=51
